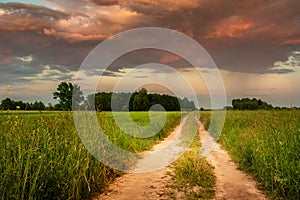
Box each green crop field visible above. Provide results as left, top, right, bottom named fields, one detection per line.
left=200, top=110, right=300, bottom=200
left=0, top=111, right=181, bottom=199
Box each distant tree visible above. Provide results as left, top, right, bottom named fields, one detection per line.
left=232, top=98, right=273, bottom=110
left=46, top=103, right=54, bottom=111
left=53, top=82, right=84, bottom=111
left=95, top=92, right=112, bottom=111
left=0, top=98, right=15, bottom=110
left=32, top=101, right=45, bottom=110
left=25, top=102, right=32, bottom=110
left=53, top=103, right=63, bottom=111
left=180, top=97, right=196, bottom=111
left=15, top=100, right=26, bottom=110
left=87, top=90, right=196, bottom=112
left=133, top=88, right=150, bottom=111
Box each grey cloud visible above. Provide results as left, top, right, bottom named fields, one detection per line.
left=102, top=70, right=122, bottom=77
left=134, top=75, right=148, bottom=78
left=86, top=0, right=119, bottom=6
left=0, top=0, right=299, bottom=78
left=268, top=69, right=296, bottom=74
left=117, top=0, right=300, bottom=74
left=0, top=2, right=68, bottom=19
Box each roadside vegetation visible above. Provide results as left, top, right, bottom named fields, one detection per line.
left=200, top=110, right=300, bottom=200
left=0, top=111, right=181, bottom=199
left=168, top=113, right=216, bottom=199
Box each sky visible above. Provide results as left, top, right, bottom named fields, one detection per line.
left=0, top=0, right=299, bottom=108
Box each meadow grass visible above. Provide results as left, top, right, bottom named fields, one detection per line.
left=168, top=113, right=216, bottom=199
left=200, top=110, right=300, bottom=200
left=99, top=112, right=181, bottom=152
left=0, top=111, right=181, bottom=199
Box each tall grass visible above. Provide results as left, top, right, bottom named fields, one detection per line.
left=0, top=111, right=181, bottom=199
left=99, top=112, right=181, bottom=152
left=168, top=112, right=216, bottom=199
left=200, top=110, right=300, bottom=200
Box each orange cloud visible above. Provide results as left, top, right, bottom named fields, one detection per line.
left=87, top=0, right=199, bottom=11
left=160, top=54, right=181, bottom=63
left=43, top=28, right=108, bottom=42
left=279, top=38, right=300, bottom=46
left=206, top=16, right=253, bottom=39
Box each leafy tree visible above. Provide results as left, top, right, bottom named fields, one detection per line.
left=86, top=90, right=196, bottom=112
left=0, top=98, right=15, bottom=110
left=232, top=98, right=273, bottom=110
left=15, top=101, right=26, bottom=110
left=32, top=101, right=45, bottom=110
left=133, top=88, right=150, bottom=111
left=53, top=82, right=84, bottom=111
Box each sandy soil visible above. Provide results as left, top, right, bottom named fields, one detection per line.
left=199, top=122, right=267, bottom=200
left=95, top=168, right=173, bottom=200
left=95, top=120, right=268, bottom=200
left=95, top=119, right=185, bottom=200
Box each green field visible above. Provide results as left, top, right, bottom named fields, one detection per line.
left=2, top=110, right=299, bottom=199
left=201, top=110, right=300, bottom=200
left=0, top=111, right=181, bottom=199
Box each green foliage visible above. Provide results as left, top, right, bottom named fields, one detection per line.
left=53, top=82, right=84, bottom=111
left=87, top=89, right=196, bottom=111
left=0, top=98, right=46, bottom=111
left=200, top=110, right=300, bottom=200
left=0, top=113, right=118, bottom=200
left=0, top=111, right=182, bottom=199
left=232, top=98, right=273, bottom=110
left=132, top=88, right=150, bottom=111
left=169, top=115, right=215, bottom=199
left=98, top=112, right=181, bottom=152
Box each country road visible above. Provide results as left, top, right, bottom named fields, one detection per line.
left=95, top=118, right=267, bottom=200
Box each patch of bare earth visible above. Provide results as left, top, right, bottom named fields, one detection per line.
left=95, top=120, right=268, bottom=200
left=95, top=168, right=173, bottom=200
left=199, top=122, right=267, bottom=200
left=95, top=120, right=186, bottom=200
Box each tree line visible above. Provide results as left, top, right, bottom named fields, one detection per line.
left=86, top=88, right=196, bottom=111
left=2, top=82, right=297, bottom=111
left=0, top=98, right=47, bottom=110
left=231, top=98, right=273, bottom=110
left=0, top=82, right=196, bottom=111
left=229, top=98, right=299, bottom=110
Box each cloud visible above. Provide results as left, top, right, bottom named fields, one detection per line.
left=268, top=51, right=300, bottom=74
left=0, top=0, right=300, bottom=108
left=1, top=0, right=299, bottom=75
left=205, top=16, right=253, bottom=39
left=16, top=55, right=33, bottom=63
left=268, top=69, right=296, bottom=74
left=20, top=64, right=75, bottom=81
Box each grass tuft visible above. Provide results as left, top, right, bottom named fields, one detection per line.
left=168, top=113, right=216, bottom=199
left=200, top=110, right=300, bottom=200
left=0, top=111, right=182, bottom=199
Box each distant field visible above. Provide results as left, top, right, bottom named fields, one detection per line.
left=200, top=110, right=300, bottom=200
left=0, top=111, right=182, bottom=199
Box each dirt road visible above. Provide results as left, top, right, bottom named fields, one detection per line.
left=199, top=122, right=267, bottom=200
left=95, top=118, right=186, bottom=200
left=96, top=120, right=267, bottom=200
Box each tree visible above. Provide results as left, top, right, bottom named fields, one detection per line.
left=0, top=98, right=14, bottom=110
left=232, top=98, right=273, bottom=110
left=32, top=101, right=45, bottom=110
left=53, top=82, right=84, bottom=111
left=132, top=88, right=150, bottom=111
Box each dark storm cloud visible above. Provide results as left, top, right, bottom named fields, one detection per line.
left=85, top=0, right=119, bottom=6
left=268, top=69, right=296, bottom=74
left=117, top=0, right=300, bottom=74
left=0, top=0, right=299, bottom=82
left=0, top=29, right=98, bottom=76
left=0, top=2, right=67, bottom=19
